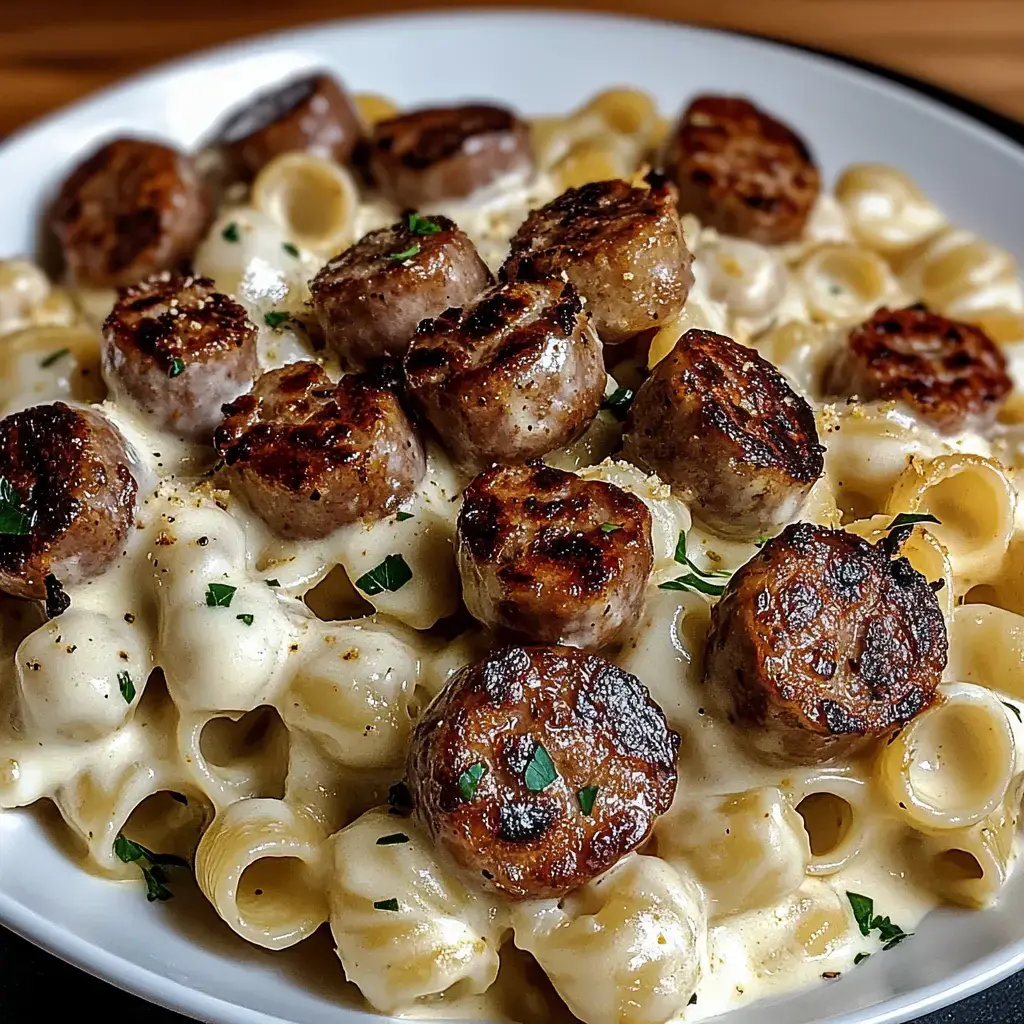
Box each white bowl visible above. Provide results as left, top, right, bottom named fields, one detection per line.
left=1, top=10, right=1023, bottom=1024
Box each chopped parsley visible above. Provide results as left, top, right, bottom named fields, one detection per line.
left=373, top=898, right=400, bottom=912
left=264, top=311, right=290, bottom=329
left=577, top=785, right=599, bottom=816
left=886, top=512, right=941, bottom=531
left=236, top=613, right=254, bottom=626
left=40, top=348, right=70, bottom=368
left=1005, top=702, right=1023, bottom=724
left=221, top=222, right=241, bottom=243
left=282, top=242, right=300, bottom=257
left=355, top=554, right=413, bottom=595
left=0, top=477, right=31, bottom=535
left=407, top=212, right=442, bottom=236
left=755, top=535, right=770, bottom=548
left=660, top=531, right=731, bottom=595
left=168, top=357, right=186, bottom=378
left=395, top=511, right=414, bottom=522
left=601, top=386, right=634, bottom=419
left=114, top=833, right=188, bottom=902
left=881, top=512, right=941, bottom=556
left=524, top=743, right=558, bottom=792
left=458, top=762, right=486, bottom=801
left=117, top=670, right=135, bottom=704
left=376, top=833, right=409, bottom=846
left=205, top=582, right=237, bottom=607
left=846, top=892, right=912, bottom=950
left=854, top=952, right=871, bottom=966
left=599, top=522, right=622, bottom=534
left=44, top=574, right=70, bottom=618
left=265, top=579, right=281, bottom=588
left=388, top=243, right=421, bottom=262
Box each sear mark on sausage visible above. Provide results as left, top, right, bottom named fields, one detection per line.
left=405, top=277, right=605, bottom=472
left=0, top=403, right=138, bottom=600
left=406, top=644, right=679, bottom=898
left=827, top=305, right=1012, bottom=433
left=457, top=463, right=654, bottom=650
left=703, top=522, right=947, bottom=765
left=103, top=273, right=258, bottom=441
left=502, top=174, right=694, bottom=345
left=50, top=138, right=211, bottom=289
left=622, top=329, right=823, bottom=538
left=214, top=361, right=425, bottom=539
left=664, top=95, right=821, bottom=246
left=369, top=103, right=533, bottom=207
left=310, top=215, right=492, bottom=368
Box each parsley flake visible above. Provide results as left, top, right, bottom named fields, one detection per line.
left=205, top=583, right=237, bottom=607
left=168, top=357, right=185, bottom=378
left=221, top=222, right=241, bottom=243
left=887, top=512, right=941, bottom=531
left=264, top=311, right=289, bottom=329
left=1006, top=702, right=1023, bottom=723
left=601, top=386, right=634, bottom=419
left=0, top=477, right=31, bottom=535
left=407, top=212, right=441, bottom=236
left=458, top=762, right=487, bottom=801
left=577, top=785, right=599, bottom=815
left=600, top=522, right=622, bottom=534
left=265, top=578, right=281, bottom=588
left=846, top=892, right=912, bottom=950
left=395, top=511, right=414, bottom=522
left=524, top=743, right=558, bottom=792
left=388, top=243, right=421, bottom=262
left=373, top=898, right=400, bottom=912
left=355, top=554, right=413, bottom=595
left=40, top=348, right=70, bottom=368
left=755, top=535, right=770, bottom=548
left=282, top=242, right=300, bottom=257
left=118, top=670, right=135, bottom=704
left=881, top=512, right=941, bottom=556
left=376, top=833, right=409, bottom=846
left=114, top=833, right=188, bottom=902
left=854, top=952, right=871, bottom=966
left=659, top=573, right=726, bottom=596
left=236, top=613, right=254, bottom=626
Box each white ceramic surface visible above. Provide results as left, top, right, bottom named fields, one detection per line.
left=2, top=10, right=1024, bottom=1024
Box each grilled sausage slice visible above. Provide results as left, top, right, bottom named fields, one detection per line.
left=457, top=463, right=653, bottom=649
left=0, top=403, right=137, bottom=599
left=369, top=104, right=533, bottom=206
left=103, top=273, right=258, bottom=441
left=622, top=329, right=823, bottom=538
left=212, top=72, right=362, bottom=181
left=404, top=278, right=604, bottom=472
left=665, top=95, right=821, bottom=246
left=703, top=522, right=946, bottom=765
left=310, top=215, right=492, bottom=368
left=826, top=305, right=1012, bottom=432
left=502, top=175, right=694, bottom=345
left=50, top=138, right=211, bottom=289
left=214, top=361, right=425, bottom=539
left=406, top=644, right=678, bottom=899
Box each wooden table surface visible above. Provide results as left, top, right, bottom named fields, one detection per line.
left=2, top=0, right=1024, bottom=137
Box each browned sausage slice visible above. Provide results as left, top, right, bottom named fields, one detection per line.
left=404, top=277, right=605, bottom=472
left=103, top=273, right=258, bottom=441
left=457, top=463, right=653, bottom=650
left=0, top=403, right=138, bottom=599
left=50, top=138, right=211, bottom=289
left=310, top=214, right=492, bottom=368
left=703, top=522, right=946, bottom=765
left=622, top=329, right=823, bottom=538
left=664, top=95, right=821, bottom=245
left=502, top=174, right=694, bottom=345
left=827, top=305, right=1012, bottom=432
left=406, top=644, right=678, bottom=899
left=214, top=361, right=425, bottom=539
left=369, top=104, right=533, bottom=206
left=212, top=72, right=362, bottom=180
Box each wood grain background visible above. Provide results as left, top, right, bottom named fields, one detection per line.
left=2, top=1, right=1024, bottom=137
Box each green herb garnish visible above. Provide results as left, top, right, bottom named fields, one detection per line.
left=117, top=670, right=135, bottom=704
left=524, top=743, right=558, bottom=792
left=658, top=574, right=726, bottom=596
left=40, top=348, right=70, bottom=368
left=282, top=242, right=300, bottom=257
left=355, top=554, right=413, bottom=595
left=854, top=952, right=871, bottom=966
left=222, top=222, right=241, bottom=243
left=265, top=579, right=281, bottom=588
left=373, top=898, right=400, bottom=911
left=395, top=511, right=414, bottom=522
left=881, top=512, right=942, bottom=557
left=114, top=833, right=189, bottom=902
left=601, top=386, right=634, bottom=419
left=846, top=892, right=912, bottom=951
left=264, top=311, right=289, bottom=329
left=1005, top=702, right=1023, bottom=724
left=388, top=243, right=421, bottom=262
left=458, top=762, right=486, bottom=801
left=407, top=212, right=441, bottom=236
left=236, top=613, right=254, bottom=626
left=600, top=522, right=622, bottom=534
left=577, top=785, right=599, bottom=816
left=168, top=357, right=185, bottom=378
left=205, top=583, right=237, bottom=607
left=0, top=477, right=31, bottom=536
left=376, top=833, right=409, bottom=846
left=887, top=513, right=941, bottom=531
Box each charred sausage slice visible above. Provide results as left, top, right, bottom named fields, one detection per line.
left=665, top=95, right=821, bottom=246
left=369, top=104, right=533, bottom=206
left=310, top=215, right=492, bottom=368
left=406, top=644, right=678, bottom=899
left=622, top=329, right=823, bottom=538
left=212, top=72, right=362, bottom=180
left=502, top=174, right=694, bottom=345
left=103, top=273, right=258, bottom=441
left=703, top=522, right=946, bottom=765
left=50, top=138, right=211, bottom=289
left=827, top=305, right=1012, bottom=432
left=457, top=463, right=654, bottom=650
left=214, top=361, right=425, bottom=539
left=404, top=277, right=604, bottom=472
left=0, top=403, right=137, bottom=599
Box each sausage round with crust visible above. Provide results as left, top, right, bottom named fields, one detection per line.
left=826, top=305, right=1012, bottom=432
left=502, top=175, right=694, bottom=344
left=0, top=403, right=138, bottom=600
left=457, top=463, right=654, bottom=650
left=214, top=361, right=425, bottom=539
left=369, top=104, right=533, bottom=206
left=404, top=277, right=605, bottom=472
left=664, top=95, right=820, bottom=246
left=103, top=273, right=258, bottom=441
left=212, top=72, right=362, bottom=181
left=310, top=215, right=492, bottom=368
left=703, top=522, right=947, bottom=765
left=622, top=329, right=823, bottom=538
left=50, top=138, right=211, bottom=289
left=406, top=644, right=679, bottom=899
